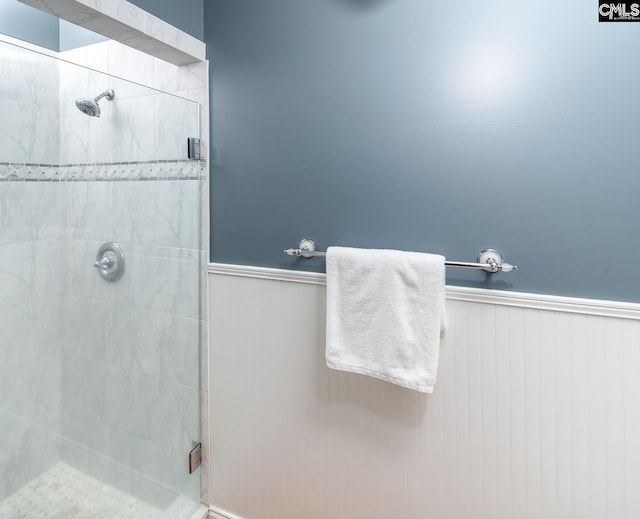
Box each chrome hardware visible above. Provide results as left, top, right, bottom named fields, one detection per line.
left=93, top=256, right=115, bottom=269
left=189, top=443, right=202, bottom=474
left=283, top=238, right=318, bottom=258
left=283, top=240, right=518, bottom=274
left=93, top=242, right=125, bottom=282
left=188, top=137, right=201, bottom=160
left=476, top=248, right=518, bottom=273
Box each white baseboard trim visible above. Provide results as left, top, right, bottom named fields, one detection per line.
left=209, top=262, right=640, bottom=321
left=209, top=506, right=244, bottom=519
left=188, top=503, right=209, bottom=519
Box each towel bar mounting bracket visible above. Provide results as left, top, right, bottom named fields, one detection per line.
left=297, top=238, right=318, bottom=258
left=477, top=248, right=504, bottom=272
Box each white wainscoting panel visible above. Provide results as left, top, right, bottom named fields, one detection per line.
left=208, top=265, right=640, bottom=519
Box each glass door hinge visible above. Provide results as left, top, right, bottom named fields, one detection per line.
left=189, top=443, right=202, bottom=474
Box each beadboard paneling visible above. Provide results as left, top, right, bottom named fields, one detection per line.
left=208, top=268, right=640, bottom=519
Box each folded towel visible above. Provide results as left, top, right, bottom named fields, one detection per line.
left=325, top=246, right=446, bottom=393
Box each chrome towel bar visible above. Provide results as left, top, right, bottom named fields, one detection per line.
left=283, top=239, right=518, bottom=273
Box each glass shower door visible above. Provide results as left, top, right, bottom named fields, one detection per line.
left=0, top=38, right=205, bottom=518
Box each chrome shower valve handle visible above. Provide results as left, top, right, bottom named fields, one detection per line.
left=93, top=254, right=115, bottom=270
left=93, top=242, right=125, bottom=282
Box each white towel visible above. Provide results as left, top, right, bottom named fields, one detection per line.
left=325, top=246, right=446, bottom=393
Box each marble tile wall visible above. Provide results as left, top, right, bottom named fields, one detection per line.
left=0, top=35, right=209, bottom=510
left=58, top=72, right=200, bottom=163
left=19, top=0, right=206, bottom=66
left=59, top=41, right=204, bottom=164
left=59, top=177, right=205, bottom=508
left=0, top=38, right=67, bottom=496
left=0, top=182, right=66, bottom=500
left=0, top=177, right=206, bottom=508
left=60, top=40, right=209, bottom=164
left=0, top=41, right=60, bottom=164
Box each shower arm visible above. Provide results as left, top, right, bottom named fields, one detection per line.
left=94, top=89, right=115, bottom=102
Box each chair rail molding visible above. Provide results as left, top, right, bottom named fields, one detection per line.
left=208, top=262, right=640, bottom=321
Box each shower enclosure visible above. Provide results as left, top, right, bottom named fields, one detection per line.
left=0, top=37, right=205, bottom=518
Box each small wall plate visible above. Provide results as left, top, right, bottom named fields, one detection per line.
left=298, top=238, right=317, bottom=258
left=477, top=248, right=503, bottom=268
left=476, top=248, right=518, bottom=273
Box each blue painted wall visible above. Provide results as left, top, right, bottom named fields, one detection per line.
left=59, top=20, right=108, bottom=51
left=0, top=0, right=58, bottom=50
left=204, top=0, right=640, bottom=303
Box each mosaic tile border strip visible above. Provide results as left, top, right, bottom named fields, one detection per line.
left=0, top=160, right=206, bottom=182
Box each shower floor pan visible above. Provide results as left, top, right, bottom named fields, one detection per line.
left=0, top=461, right=190, bottom=518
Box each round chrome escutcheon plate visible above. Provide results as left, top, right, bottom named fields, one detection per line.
left=93, top=242, right=125, bottom=282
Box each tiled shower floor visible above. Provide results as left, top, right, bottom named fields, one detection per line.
left=0, top=462, right=167, bottom=519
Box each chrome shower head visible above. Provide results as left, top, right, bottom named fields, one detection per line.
left=75, top=88, right=115, bottom=117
